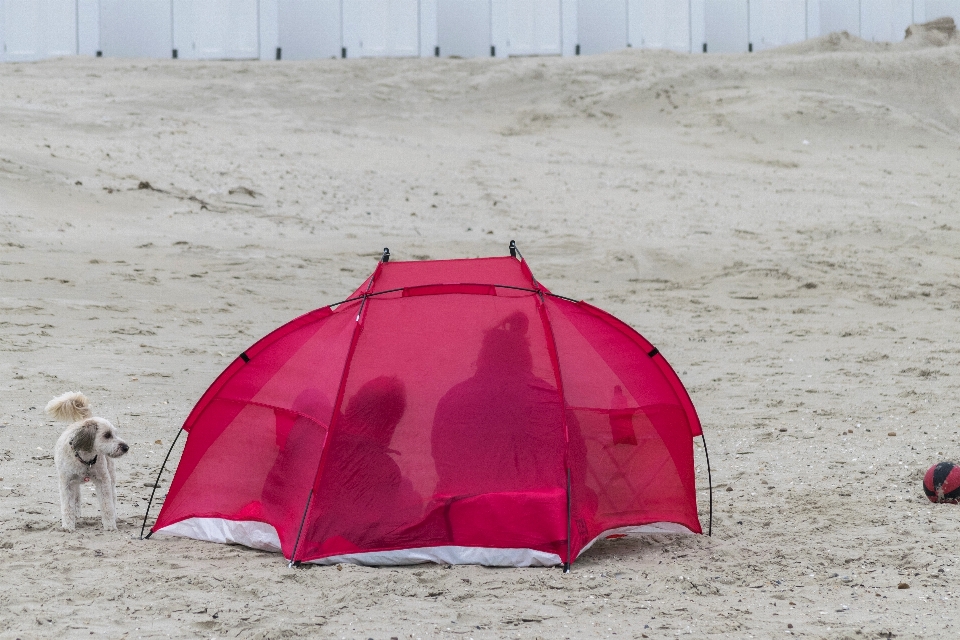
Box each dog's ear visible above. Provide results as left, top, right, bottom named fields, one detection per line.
left=70, top=420, right=99, bottom=452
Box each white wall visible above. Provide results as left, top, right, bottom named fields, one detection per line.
left=277, top=0, right=341, bottom=60
left=750, top=0, right=807, bottom=50
left=704, top=0, right=748, bottom=52
left=0, top=0, right=44, bottom=61
left=420, top=0, right=438, bottom=56
left=861, top=0, right=913, bottom=40
left=0, top=0, right=78, bottom=61
left=691, top=0, right=706, bottom=51
left=630, top=0, right=690, bottom=51
left=492, top=0, right=508, bottom=55
left=807, top=0, right=821, bottom=36
left=508, top=0, right=562, bottom=56
left=3, top=1, right=957, bottom=63
left=100, top=0, right=173, bottom=58
left=78, top=0, right=100, bottom=55
left=260, top=0, right=279, bottom=59
left=577, top=0, right=627, bottom=54
left=922, top=0, right=960, bottom=22
left=820, top=0, right=861, bottom=35
left=173, top=0, right=260, bottom=60
left=435, top=0, right=563, bottom=58
left=343, top=0, right=420, bottom=57
left=46, top=0, right=79, bottom=56
left=438, top=0, right=491, bottom=57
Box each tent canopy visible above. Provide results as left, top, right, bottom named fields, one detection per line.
left=150, top=252, right=703, bottom=567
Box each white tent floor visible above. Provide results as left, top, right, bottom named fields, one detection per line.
left=154, top=517, right=694, bottom=567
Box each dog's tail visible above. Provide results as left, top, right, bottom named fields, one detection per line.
left=45, top=391, right=92, bottom=422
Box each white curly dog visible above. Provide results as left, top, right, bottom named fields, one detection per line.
left=46, top=392, right=129, bottom=530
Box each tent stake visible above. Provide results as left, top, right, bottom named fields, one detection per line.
left=701, top=433, right=713, bottom=537
left=139, top=427, right=185, bottom=540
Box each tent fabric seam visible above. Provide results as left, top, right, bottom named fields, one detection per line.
left=534, top=293, right=575, bottom=565
left=209, top=397, right=331, bottom=432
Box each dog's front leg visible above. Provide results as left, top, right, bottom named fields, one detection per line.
left=94, top=473, right=117, bottom=531
left=60, top=476, right=79, bottom=530
left=105, top=457, right=117, bottom=518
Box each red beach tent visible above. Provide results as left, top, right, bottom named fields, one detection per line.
left=146, top=247, right=705, bottom=567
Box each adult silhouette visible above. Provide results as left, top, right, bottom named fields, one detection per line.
left=308, top=376, right=422, bottom=547
left=431, top=311, right=565, bottom=497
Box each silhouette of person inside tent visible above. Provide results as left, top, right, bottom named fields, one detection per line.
left=262, top=388, right=332, bottom=545
left=431, top=311, right=566, bottom=497
left=307, top=376, right=422, bottom=548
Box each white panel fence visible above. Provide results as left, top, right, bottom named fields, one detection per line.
left=0, top=0, right=955, bottom=62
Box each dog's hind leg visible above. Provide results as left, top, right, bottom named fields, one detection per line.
left=95, top=473, right=117, bottom=530
left=60, top=478, right=79, bottom=530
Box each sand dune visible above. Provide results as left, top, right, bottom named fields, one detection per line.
left=1, top=34, right=960, bottom=637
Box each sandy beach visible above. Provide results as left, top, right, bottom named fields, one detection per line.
left=1, top=30, right=960, bottom=638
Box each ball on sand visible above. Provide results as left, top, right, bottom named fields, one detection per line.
left=924, top=462, right=960, bottom=504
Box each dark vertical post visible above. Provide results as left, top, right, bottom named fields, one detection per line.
left=172, top=49, right=178, bottom=58
left=575, top=44, right=580, bottom=55
left=276, top=47, right=282, bottom=60
left=434, top=45, right=440, bottom=57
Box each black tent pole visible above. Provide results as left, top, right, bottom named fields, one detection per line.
left=701, top=432, right=713, bottom=537
left=288, top=488, right=314, bottom=568
left=140, top=427, right=185, bottom=540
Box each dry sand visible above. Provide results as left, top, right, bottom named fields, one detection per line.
left=1, top=31, right=960, bottom=639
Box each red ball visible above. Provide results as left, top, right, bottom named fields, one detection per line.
left=924, top=462, right=960, bottom=504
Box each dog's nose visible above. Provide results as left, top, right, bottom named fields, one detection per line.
left=120, top=443, right=129, bottom=453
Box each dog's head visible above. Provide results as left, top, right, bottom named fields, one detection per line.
left=70, top=418, right=130, bottom=459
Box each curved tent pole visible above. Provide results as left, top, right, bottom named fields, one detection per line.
left=287, top=251, right=386, bottom=566
left=701, top=432, right=713, bottom=537
left=139, top=427, right=185, bottom=540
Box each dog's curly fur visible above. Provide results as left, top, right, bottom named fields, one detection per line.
left=46, top=392, right=129, bottom=530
